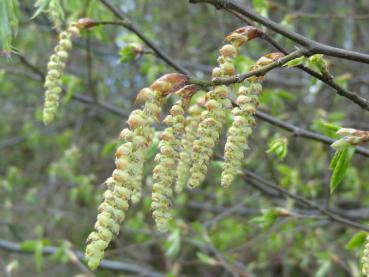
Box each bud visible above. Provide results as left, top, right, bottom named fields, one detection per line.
left=331, top=138, right=349, bottom=150
left=219, top=44, right=237, bottom=57
left=76, top=18, right=97, bottom=29
left=336, top=128, right=359, bottom=137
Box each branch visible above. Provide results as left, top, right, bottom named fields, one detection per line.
left=98, top=0, right=191, bottom=75
left=188, top=1, right=369, bottom=112
left=255, top=110, right=369, bottom=158
left=189, top=48, right=307, bottom=87
left=220, top=8, right=369, bottom=112
left=11, top=54, right=369, bottom=160
left=189, top=0, right=369, bottom=64
left=0, top=239, right=164, bottom=277
left=242, top=169, right=369, bottom=232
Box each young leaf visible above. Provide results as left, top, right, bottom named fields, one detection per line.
left=283, top=56, right=306, bottom=68
left=165, top=228, right=181, bottom=257
left=32, top=0, right=51, bottom=19
left=329, top=144, right=355, bottom=193
left=266, top=136, right=288, bottom=160
left=0, top=0, right=19, bottom=52
left=196, top=252, right=217, bottom=266
left=345, top=232, right=367, bottom=250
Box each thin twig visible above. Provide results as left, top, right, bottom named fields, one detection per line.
left=192, top=1, right=369, bottom=111
left=97, top=0, right=191, bottom=75
left=0, top=239, right=164, bottom=277
left=190, top=0, right=369, bottom=64
left=242, top=169, right=369, bottom=232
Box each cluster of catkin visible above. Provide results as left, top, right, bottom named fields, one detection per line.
left=83, top=26, right=284, bottom=270
left=188, top=27, right=262, bottom=189
left=85, top=73, right=188, bottom=270
left=42, top=22, right=288, bottom=270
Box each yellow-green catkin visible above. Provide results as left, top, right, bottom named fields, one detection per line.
left=175, top=98, right=204, bottom=193
left=151, top=84, right=198, bottom=231
left=151, top=98, right=186, bottom=232
left=221, top=81, right=262, bottom=187
left=362, top=236, right=369, bottom=276
left=85, top=73, right=187, bottom=270
left=43, top=24, right=80, bottom=125
left=187, top=43, right=238, bottom=189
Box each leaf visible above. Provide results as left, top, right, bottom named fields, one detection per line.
left=196, top=252, right=217, bottom=266
left=307, top=54, right=325, bottom=72
left=283, top=56, right=306, bottom=68
left=0, top=0, right=19, bottom=52
left=165, top=229, right=181, bottom=257
left=20, top=239, right=49, bottom=272
left=345, top=232, right=367, bottom=250
left=329, top=144, right=355, bottom=193
left=20, top=240, right=38, bottom=252
left=32, top=0, right=51, bottom=19
left=266, top=137, right=288, bottom=160
left=252, top=0, right=268, bottom=17
left=119, top=45, right=137, bottom=64
left=250, top=208, right=279, bottom=229
left=315, top=260, right=331, bottom=277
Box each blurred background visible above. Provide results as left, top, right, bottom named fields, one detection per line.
left=1, top=0, right=369, bottom=276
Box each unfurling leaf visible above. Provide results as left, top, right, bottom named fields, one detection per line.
left=266, top=136, right=288, bottom=160
left=283, top=56, right=307, bottom=68
left=329, top=143, right=355, bottom=193
left=345, top=232, right=367, bottom=250
left=197, top=252, right=217, bottom=266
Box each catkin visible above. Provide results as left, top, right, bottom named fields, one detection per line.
left=151, top=101, right=185, bottom=232
left=151, top=85, right=198, bottom=232
left=85, top=73, right=188, bottom=270
left=362, top=236, right=369, bottom=276
left=187, top=44, right=238, bottom=189
left=175, top=98, right=204, bottom=193
left=221, top=81, right=262, bottom=187
left=43, top=24, right=80, bottom=125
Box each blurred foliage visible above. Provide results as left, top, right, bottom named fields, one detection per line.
left=1, top=0, right=369, bottom=276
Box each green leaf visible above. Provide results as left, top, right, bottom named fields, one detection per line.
left=32, top=0, right=51, bottom=19
left=315, top=260, right=331, bottom=277
left=252, top=0, right=268, bottom=17
left=196, top=252, right=217, bottom=266
left=119, top=45, right=137, bottom=64
left=329, top=144, right=355, bottom=193
left=283, top=56, right=307, bottom=68
left=165, top=229, right=181, bottom=258
left=20, top=239, right=49, bottom=272
left=345, top=232, right=367, bottom=250
left=101, top=140, right=119, bottom=157
left=0, top=0, right=19, bottom=52
left=266, top=137, right=288, bottom=160
left=250, top=208, right=279, bottom=229
left=307, top=54, right=325, bottom=72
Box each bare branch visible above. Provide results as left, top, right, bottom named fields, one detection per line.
left=190, top=0, right=369, bottom=64
left=0, top=239, right=164, bottom=277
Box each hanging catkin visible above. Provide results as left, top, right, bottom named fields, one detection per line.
left=151, top=85, right=198, bottom=232
left=43, top=24, right=80, bottom=124
left=85, top=74, right=188, bottom=270
left=175, top=97, right=205, bottom=193
left=221, top=82, right=261, bottom=187
left=187, top=26, right=262, bottom=189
